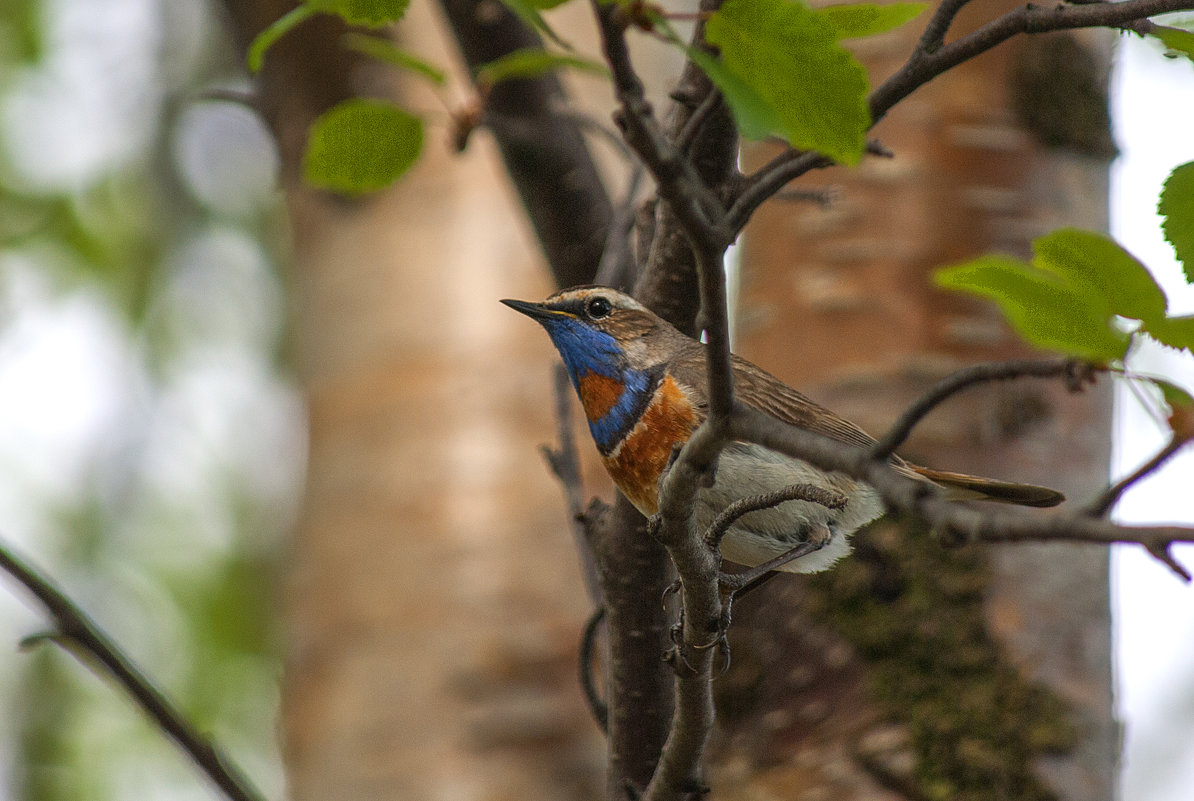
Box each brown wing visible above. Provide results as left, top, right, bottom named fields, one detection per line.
left=666, top=340, right=1066, bottom=507
left=907, top=466, right=1065, bottom=507
left=666, top=342, right=878, bottom=451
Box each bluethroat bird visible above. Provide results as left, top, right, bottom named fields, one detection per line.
left=503, top=286, right=1064, bottom=575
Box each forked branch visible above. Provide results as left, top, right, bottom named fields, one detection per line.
left=732, top=0, right=1194, bottom=227
left=0, top=540, right=266, bottom=801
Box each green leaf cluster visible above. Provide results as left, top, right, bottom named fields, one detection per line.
left=693, top=0, right=925, bottom=164
left=259, top=0, right=933, bottom=193
left=298, top=41, right=602, bottom=194
left=251, top=0, right=606, bottom=194
left=306, top=0, right=413, bottom=25
left=248, top=0, right=413, bottom=73
left=344, top=33, right=447, bottom=84
left=475, top=47, right=608, bottom=89
left=496, top=0, right=574, bottom=48
left=935, top=226, right=1194, bottom=363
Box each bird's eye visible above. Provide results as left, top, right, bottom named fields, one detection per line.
left=585, top=296, right=612, bottom=319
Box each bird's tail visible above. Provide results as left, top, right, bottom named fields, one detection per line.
left=909, top=466, right=1065, bottom=508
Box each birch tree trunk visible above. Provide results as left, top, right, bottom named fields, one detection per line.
left=222, top=3, right=611, bottom=798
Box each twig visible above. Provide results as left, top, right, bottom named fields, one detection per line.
left=917, top=0, right=977, bottom=52
left=592, top=4, right=742, bottom=789
left=870, top=0, right=1194, bottom=124
left=704, top=484, right=847, bottom=549
left=726, top=151, right=832, bottom=232
left=579, top=605, right=610, bottom=731
left=0, top=540, right=266, bottom=801
left=674, top=87, right=724, bottom=157
left=590, top=3, right=740, bottom=796
left=867, top=358, right=1087, bottom=461
left=439, top=0, right=618, bottom=289
left=190, top=86, right=259, bottom=109
left=730, top=0, right=1194, bottom=233
left=485, top=105, right=637, bottom=162
left=644, top=422, right=728, bottom=801
left=541, top=364, right=604, bottom=605
left=592, top=1, right=732, bottom=255
left=773, top=186, right=837, bottom=207
left=1087, top=433, right=1192, bottom=517
left=730, top=405, right=1194, bottom=581
left=595, top=165, right=646, bottom=290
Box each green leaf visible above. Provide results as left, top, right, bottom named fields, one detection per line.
left=1151, top=24, right=1194, bottom=62
left=247, top=5, right=316, bottom=73
left=344, top=33, right=447, bottom=84
left=813, top=2, right=928, bottom=39
left=934, top=255, right=1130, bottom=361
left=476, top=48, right=608, bottom=88
left=1031, top=228, right=1168, bottom=325
left=1160, top=161, right=1194, bottom=283
left=305, top=0, right=411, bottom=26
left=303, top=99, right=424, bottom=194
left=1151, top=376, right=1194, bottom=412
left=653, top=17, right=784, bottom=138
left=685, top=47, right=786, bottom=141
left=1144, top=314, right=1194, bottom=354
left=704, top=0, right=871, bottom=164
left=937, top=227, right=1194, bottom=361
left=496, top=0, right=571, bottom=48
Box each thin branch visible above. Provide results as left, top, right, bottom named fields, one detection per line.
left=636, top=233, right=736, bottom=801
left=773, top=186, right=837, bottom=207
left=726, top=139, right=889, bottom=230
left=595, top=165, right=646, bottom=290
left=948, top=507, right=1194, bottom=581
left=595, top=12, right=742, bottom=793
left=870, top=0, right=1194, bottom=125
left=694, top=251, right=736, bottom=421
left=439, top=0, right=616, bottom=288
left=592, top=2, right=732, bottom=256
left=590, top=5, right=741, bottom=797
left=868, top=358, right=1090, bottom=461
left=1087, top=433, right=1192, bottom=517
left=541, top=364, right=604, bottom=605
left=730, top=0, right=1194, bottom=231
left=579, top=605, right=609, bottom=731
left=0, top=540, right=267, bottom=801
left=917, top=0, right=978, bottom=52
left=674, top=87, right=724, bottom=158
left=643, top=424, right=727, bottom=801
left=704, top=484, right=847, bottom=549
left=730, top=405, right=1194, bottom=581
left=727, top=151, right=833, bottom=231
left=190, top=86, right=259, bottom=109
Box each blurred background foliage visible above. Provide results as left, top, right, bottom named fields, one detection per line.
left=0, top=0, right=297, bottom=799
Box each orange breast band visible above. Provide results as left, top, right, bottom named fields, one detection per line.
left=603, top=375, right=698, bottom=515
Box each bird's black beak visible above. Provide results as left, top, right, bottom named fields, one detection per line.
left=500, top=298, right=565, bottom=322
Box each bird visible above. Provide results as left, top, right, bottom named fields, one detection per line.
left=503, top=285, right=1064, bottom=576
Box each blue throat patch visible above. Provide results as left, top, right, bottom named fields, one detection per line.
left=540, top=317, right=655, bottom=453
left=542, top=317, right=623, bottom=382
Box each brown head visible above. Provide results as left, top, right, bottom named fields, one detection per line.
left=500, top=285, right=687, bottom=375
